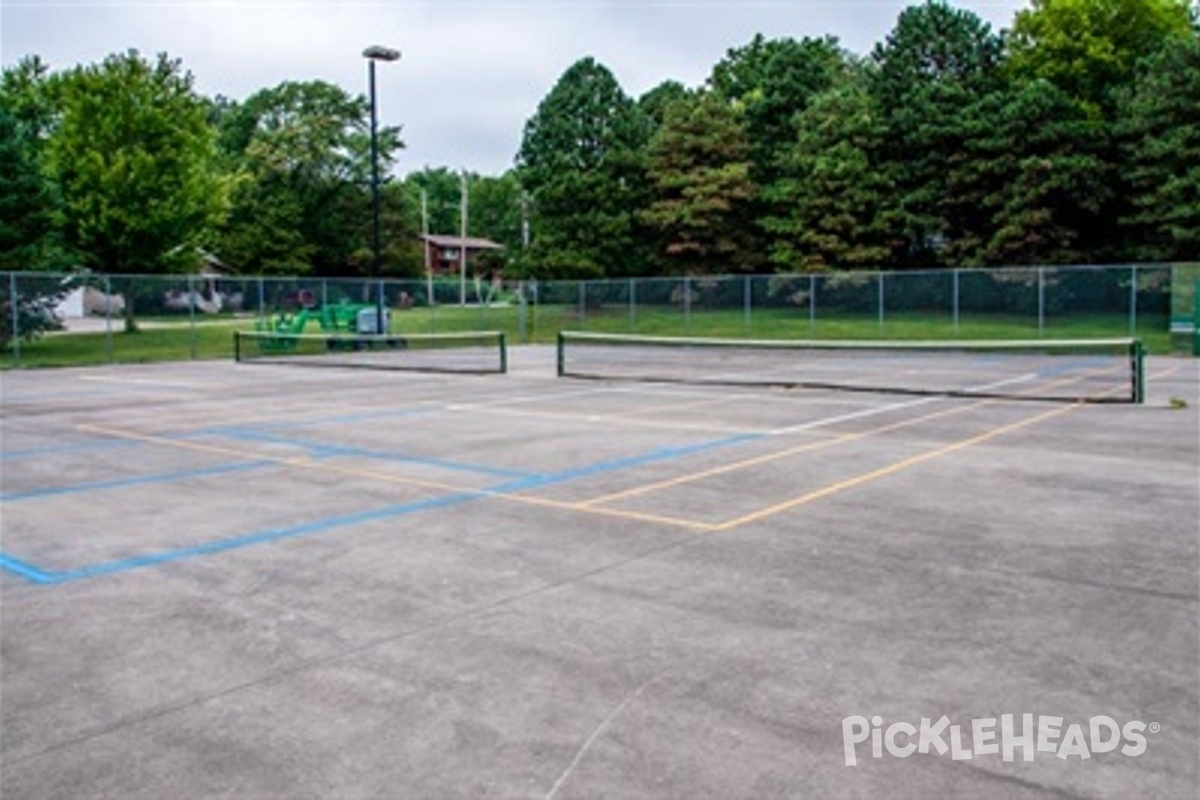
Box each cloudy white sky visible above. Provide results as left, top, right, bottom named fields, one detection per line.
left=3, top=1, right=1027, bottom=176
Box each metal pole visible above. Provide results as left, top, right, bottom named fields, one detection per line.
left=460, top=171, right=468, bottom=307
left=104, top=275, right=114, bottom=364
left=684, top=277, right=691, bottom=335
left=9, top=272, right=20, bottom=366
left=1129, top=265, right=1137, bottom=337
left=629, top=278, right=636, bottom=332
left=953, top=269, right=960, bottom=334
left=421, top=188, right=433, bottom=311
left=878, top=271, right=885, bottom=333
left=367, top=58, right=385, bottom=333
left=809, top=274, right=816, bottom=331
left=187, top=274, right=197, bottom=360
left=743, top=275, right=751, bottom=336
left=1037, top=267, right=1045, bottom=337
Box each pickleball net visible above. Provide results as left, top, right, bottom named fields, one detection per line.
left=557, top=332, right=1144, bottom=403
left=235, top=330, right=507, bottom=374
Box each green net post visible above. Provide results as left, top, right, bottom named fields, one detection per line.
left=557, top=332, right=565, bottom=376
left=499, top=333, right=508, bottom=374
left=1133, top=339, right=1145, bottom=404
left=1194, top=281, right=1200, bottom=357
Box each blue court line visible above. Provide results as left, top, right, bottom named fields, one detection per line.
left=49, top=492, right=481, bottom=584
left=0, top=431, right=763, bottom=586
left=208, top=428, right=533, bottom=479
left=245, top=406, right=440, bottom=431
left=0, top=554, right=56, bottom=584
left=0, top=439, right=138, bottom=462
left=0, top=461, right=275, bottom=503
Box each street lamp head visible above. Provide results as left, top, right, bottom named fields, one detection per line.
left=363, top=45, right=401, bottom=62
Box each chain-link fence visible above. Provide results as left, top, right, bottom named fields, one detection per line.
left=1, top=264, right=1190, bottom=368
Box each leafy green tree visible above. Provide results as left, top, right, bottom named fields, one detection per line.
left=642, top=91, right=759, bottom=274
left=469, top=172, right=524, bottom=254
left=762, top=81, right=893, bottom=271
left=962, top=81, right=1113, bottom=265
left=709, top=35, right=848, bottom=175
left=0, top=58, right=68, bottom=273
left=1118, top=33, right=1200, bottom=260
left=516, top=57, right=652, bottom=278
left=870, top=1, right=1003, bottom=267
left=1006, top=0, right=1197, bottom=116
left=213, top=80, right=404, bottom=277
left=638, top=80, right=690, bottom=127
left=45, top=51, right=228, bottom=274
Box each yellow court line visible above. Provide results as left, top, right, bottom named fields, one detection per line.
left=112, top=400, right=439, bottom=438
left=580, top=362, right=1130, bottom=507
left=709, top=403, right=1078, bottom=531
left=76, top=423, right=470, bottom=495
left=580, top=397, right=1003, bottom=507
left=76, top=423, right=713, bottom=532
left=702, top=365, right=1179, bottom=532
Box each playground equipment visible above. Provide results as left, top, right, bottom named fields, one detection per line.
left=254, top=293, right=393, bottom=352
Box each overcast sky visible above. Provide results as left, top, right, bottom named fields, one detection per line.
left=3, top=1, right=1028, bottom=176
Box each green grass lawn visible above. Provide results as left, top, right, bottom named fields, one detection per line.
left=1, top=304, right=1177, bottom=369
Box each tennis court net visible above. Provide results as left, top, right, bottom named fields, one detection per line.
left=557, top=332, right=1144, bottom=403
left=235, top=330, right=507, bottom=374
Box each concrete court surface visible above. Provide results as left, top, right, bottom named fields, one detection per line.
left=0, top=346, right=1197, bottom=799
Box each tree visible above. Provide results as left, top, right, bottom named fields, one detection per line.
left=45, top=51, right=228, bottom=274
left=642, top=92, right=759, bottom=274
left=869, top=1, right=1003, bottom=267
left=1006, top=0, right=1197, bottom=117
left=761, top=81, right=893, bottom=271
left=964, top=81, right=1113, bottom=265
left=1119, top=33, right=1200, bottom=260
left=0, top=58, right=67, bottom=273
left=709, top=35, right=848, bottom=176
left=638, top=80, right=690, bottom=127
left=516, top=57, right=652, bottom=278
left=213, top=80, right=405, bottom=276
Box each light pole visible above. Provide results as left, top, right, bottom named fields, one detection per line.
left=363, top=45, right=400, bottom=333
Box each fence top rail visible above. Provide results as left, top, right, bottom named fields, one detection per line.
left=1, top=263, right=1193, bottom=284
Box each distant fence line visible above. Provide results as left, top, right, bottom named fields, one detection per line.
left=2, top=263, right=1198, bottom=367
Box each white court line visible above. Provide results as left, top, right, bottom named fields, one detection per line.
left=768, top=373, right=1039, bottom=436
left=76, top=375, right=203, bottom=389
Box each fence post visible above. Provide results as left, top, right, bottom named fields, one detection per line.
left=257, top=278, right=265, bottom=318
left=878, top=271, right=885, bottom=333
left=1037, top=267, right=1045, bottom=337
left=809, top=274, right=817, bottom=332
left=578, top=281, right=586, bottom=328
left=1129, top=265, right=1138, bottom=337
left=629, top=278, right=636, bottom=333
left=8, top=273, right=20, bottom=366
left=684, top=276, right=691, bottom=335
left=743, top=275, right=751, bottom=336
left=953, top=269, right=960, bottom=334
left=104, top=274, right=114, bottom=364
left=188, top=274, right=197, bottom=360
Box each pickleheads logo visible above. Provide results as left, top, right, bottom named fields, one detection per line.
left=842, top=714, right=1157, bottom=767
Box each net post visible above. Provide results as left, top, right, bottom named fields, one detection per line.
left=498, top=332, right=508, bottom=374
left=557, top=332, right=565, bottom=377
left=1132, top=339, right=1145, bottom=404
left=233, top=331, right=241, bottom=363
left=1193, top=280, right=1200, bottom=357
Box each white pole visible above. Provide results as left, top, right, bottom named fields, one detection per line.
left=460, top=170, right=468, bottom=307
left=421, top=189, right=432, bottom=306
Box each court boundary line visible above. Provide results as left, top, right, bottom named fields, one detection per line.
left=2, top=368, right=1175, bottom=585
